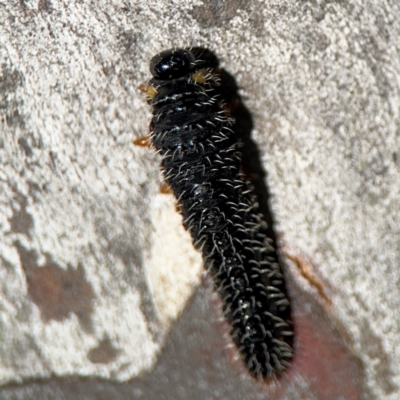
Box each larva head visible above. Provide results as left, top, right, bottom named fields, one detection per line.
left=150, top=49, right=196, bottom=80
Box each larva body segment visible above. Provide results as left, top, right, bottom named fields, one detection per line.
left=145, top=48, right=294, bottom=380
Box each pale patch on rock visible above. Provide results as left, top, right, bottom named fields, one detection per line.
left=144, top=193, right=202, bottom=330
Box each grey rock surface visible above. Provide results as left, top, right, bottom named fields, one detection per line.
left=0, top=0, right=399, bottom=399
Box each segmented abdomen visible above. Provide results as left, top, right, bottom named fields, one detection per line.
left=146, top=49, right=294, bottom=380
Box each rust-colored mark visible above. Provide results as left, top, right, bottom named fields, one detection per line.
left=281, top=303, right=363, bottom=399
left=285, top=251, right=331, bottom=306
left=16, top=242, right=94, bottom=330
left=87, top=337, right=120, bottom=364
left=133, top=135, right=151, bottom=147
left=27, top=262, right=94, bottom=321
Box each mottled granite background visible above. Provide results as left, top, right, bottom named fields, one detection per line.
left=1, top=0, right=399, bottom=399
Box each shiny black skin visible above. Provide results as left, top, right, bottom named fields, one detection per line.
left=150, top=49, right=196, bottom=80
left=146, top=48, right=294, bottom=380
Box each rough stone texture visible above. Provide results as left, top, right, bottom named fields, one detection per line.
left=0, top=0, right=399, bottom=399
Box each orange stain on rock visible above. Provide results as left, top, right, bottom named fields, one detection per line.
left=285, top=251, right=332, bottom=306
left=270, top=280, right=363, bottom=400
left=27, top=262, right=94, bottom=322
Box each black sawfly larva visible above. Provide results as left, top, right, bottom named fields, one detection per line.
left=140, top=48, right=294, bottom=380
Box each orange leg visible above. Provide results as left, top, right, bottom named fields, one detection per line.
left=160, top=182, right=173, bottom=194
left=133, top=134, right=174, bottom=195
left=133, top=135, right=151, bottom=147
left=138, top=83, right=157, bottom=99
